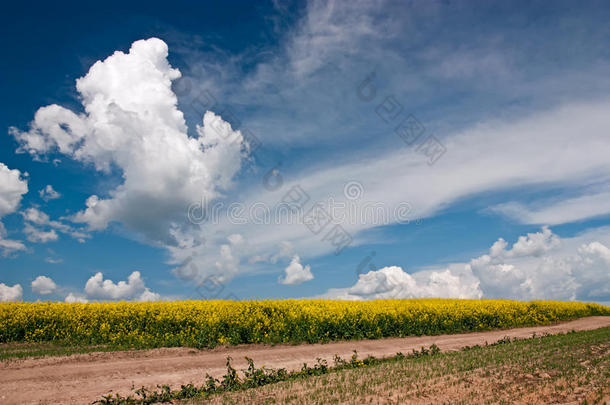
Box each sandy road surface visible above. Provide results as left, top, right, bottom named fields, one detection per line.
left=1, top=316, right=609, bottom=404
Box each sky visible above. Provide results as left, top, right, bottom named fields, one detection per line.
left=1, top=0, right=610, bottom=304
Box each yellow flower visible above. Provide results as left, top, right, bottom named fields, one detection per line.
left=0, top=299, right=607, bottom=348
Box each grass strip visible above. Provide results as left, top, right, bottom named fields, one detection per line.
left=94, top=327, right=610, bottom=404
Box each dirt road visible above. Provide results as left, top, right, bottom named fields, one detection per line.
left=1, top=316, right=609, bottom=404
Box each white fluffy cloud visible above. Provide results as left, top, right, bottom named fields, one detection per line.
left=501, top=226, right=560, bottom=258
left=31, top=275, right=57, bottom=295
left=0, top=225, right=26, bottom=257
left=467, top=227, right=576, bottom=300
left=32, top=273, right=159, bottom=302
left=0, top=283, right=23, bottom=302
left=0, top=163, right=28, bottom=256
left=167, top=98, right=610, bottom=284
left=64, top=293, right=88, bottom=303
left=10, top=38, right=248, bottom=248
left=323, top=266, right=481, bottom=300
left=23, top=222, right=58, bottom=243
left=279, top=255, right=313, bottom=285
left=10, top=27, right=610, bottom=291
left=21, top=207, right=88, bottom=243
left=323, top=227, right=610, bottom=302
left=579, top=241, right=610, bottom=264
left=466, top=227, right=610, bottom=301
left=0, top=163, right=28, bottom=217
left=84, top=271, right=160, bottom=301
left=39, top=185, right=61, bottom=202
left=214, top=234, right=245, bottom=278
left=9, top=38, right=253, bottom=289
left=171, top=233, right=248, bottom=284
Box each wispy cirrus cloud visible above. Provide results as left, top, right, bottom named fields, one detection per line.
left=491, top=188, right=610, bottom=225
left=6, top=0, right=610, bottom=300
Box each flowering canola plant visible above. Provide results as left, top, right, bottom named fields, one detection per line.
left=0, top=299, right=608, bottom=349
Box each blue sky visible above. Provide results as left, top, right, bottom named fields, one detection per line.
left=1, top=0, right=610, bottom=303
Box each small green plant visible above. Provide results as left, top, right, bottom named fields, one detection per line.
left=220, top=356, right=240, bottom=391
left=410, top=344, right=440, bottom=358
left=92, top=344, right=442, bottom=404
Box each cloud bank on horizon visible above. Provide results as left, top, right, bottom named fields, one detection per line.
left=322, top=226, right=610, bottom=302
left=1, top=0, right=610, bottom=303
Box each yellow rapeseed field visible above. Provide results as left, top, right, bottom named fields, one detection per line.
left=0, top=299, right=608, bottom=349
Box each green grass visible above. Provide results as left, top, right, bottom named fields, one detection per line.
left=185, top=327, right=610, bottom=404
left=4, top=326, right=609, bottom=403
left=92, top=327, right=610, bottom=404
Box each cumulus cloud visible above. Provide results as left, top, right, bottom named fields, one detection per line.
left=211, top=234, right=245, bottom=281
left=279, top=255, right=313, bottom=285
left=9, top=38, right=254, bottom=288
left=172, top=233, right=248, bottom=284
left=0, top=163, right=28, bottom=217
left=469, top=227, right=610, bottom=301
left=0, top=226, right=26, bottom=257
left=0, top=283, right=23, bottom=302
left=64, top=293, right=88, bottom=303
left=497, top=226, right=560, bottom=258
left=0, top=163, right=28, bottom=256
left=39, top=185, right=61, bottom=201
left=467, top=227, right=574, bottom=300
left=579, top=241, right=610, bottom=264
left=323, top=227, right=610, bottom=302
left=322, top=266, right=481, bottom=300
left=23, top=222, right=58, bottom=243
left=137, top=289, right=162, bottom=302
left=573, top=242, right=610, bottom=298
left=21, top=207, right=89, bottom=243
left=10, top=10, right=610, bottom=290
left=10, top=38, right=248, bottom=249
left=31, top=275, right=57, bottom=295
left=84, top=271, right=160, bottom=301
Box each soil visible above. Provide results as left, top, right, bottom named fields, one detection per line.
left=1, top=316, right=609, bottom=404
